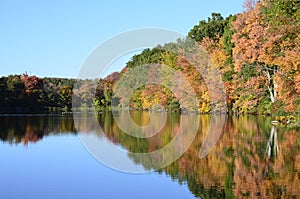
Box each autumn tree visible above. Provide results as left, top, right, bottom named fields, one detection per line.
left=231, top=0, right=300, bottom=115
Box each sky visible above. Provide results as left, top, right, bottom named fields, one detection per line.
left=0, top=0, right=245, bottom=78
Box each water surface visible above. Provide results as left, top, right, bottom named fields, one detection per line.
left=0, top=112, right=299, bottom=198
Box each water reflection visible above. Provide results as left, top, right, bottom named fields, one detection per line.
left=1, top=112, right=300, bottom=198
left=0, top=115, right=76, bottom=145
left=266, top=125, right=279, bottom=159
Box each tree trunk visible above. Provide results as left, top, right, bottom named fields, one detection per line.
left=264, top=69, right=277, bottom=103
left=266, top=125, right=278, bottom=159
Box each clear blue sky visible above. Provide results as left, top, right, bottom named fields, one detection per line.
left=0, top=0, right=245, bottom=78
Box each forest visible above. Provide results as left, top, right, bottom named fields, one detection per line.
left=0, top=0, right=299, bottom=121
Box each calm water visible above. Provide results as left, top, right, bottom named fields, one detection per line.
left=0, top=111, right=300, bottom=199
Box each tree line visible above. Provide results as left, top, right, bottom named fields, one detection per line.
left=0, top=0, right=299, bottom=119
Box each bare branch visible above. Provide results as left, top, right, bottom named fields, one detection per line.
left=243, top=0, right=257, bottom=11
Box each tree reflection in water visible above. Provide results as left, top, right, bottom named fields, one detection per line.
left=1, top=112, right=300, bottom=198
left=0, top=115, right=77, bottom=145
left=266, top=125, right=278, bottom=159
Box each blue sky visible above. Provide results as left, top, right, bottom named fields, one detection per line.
left=0, top=0, right=245, bottom=78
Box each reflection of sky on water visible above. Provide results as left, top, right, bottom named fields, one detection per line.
left=80, top=133, right=146, bottom=173
left=0, top=134, right=195, bottom=199
left=1, top=113, right=300, bottom=198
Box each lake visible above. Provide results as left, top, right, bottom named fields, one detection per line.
left=0, top=111, right=299, bottom=199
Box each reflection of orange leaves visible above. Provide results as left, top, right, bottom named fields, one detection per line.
left=22, top=123, right=39, bottom=145
left=295, top=154, right=300, bottom=171
left=22, top=131, right=39, bottom=145
left=97, top=111, right=300, bottom=198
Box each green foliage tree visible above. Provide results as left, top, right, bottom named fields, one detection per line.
left=188, top=13, right=231, bottom=42
left=222, top=15, right=237, bottom=54
left=6, top=75, right=25, bottom=106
